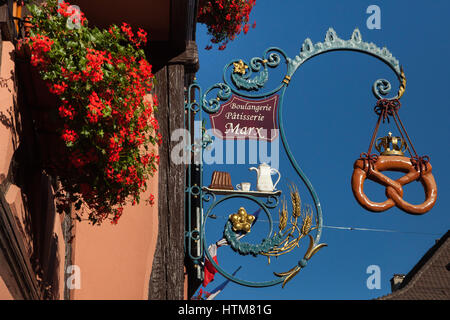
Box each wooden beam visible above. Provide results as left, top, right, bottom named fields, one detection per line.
left=148, top=66, right=168, bottom=299
left=170, top=0, right=188, bottom=52
left=0, top=2, right=16, bottom=42
left=168, top=40, right=199, bottom=73
left=148, top=0, right=198, bottom=300
left=165, top=63, right=186, bottom=299
left=149, top=63, right=186, bottom=300
left=147, top=40, right=199, bottom=75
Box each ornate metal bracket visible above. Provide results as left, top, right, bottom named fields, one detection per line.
left=185, top=27, right=405, bottom=289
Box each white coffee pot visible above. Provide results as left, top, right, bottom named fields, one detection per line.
left=249, top=163, right=281, bottom=192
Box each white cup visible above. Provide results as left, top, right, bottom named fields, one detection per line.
left=236, top=182, right=251, bottom=192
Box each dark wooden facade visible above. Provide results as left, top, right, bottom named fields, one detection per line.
left=148, top=1, right=199, bottom=300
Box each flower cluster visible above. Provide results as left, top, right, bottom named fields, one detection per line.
left=197, top=0, right=256, bottom=50
left=28, top=34, right=53, bottom=67
left=21, top=0, right=160, bottom=225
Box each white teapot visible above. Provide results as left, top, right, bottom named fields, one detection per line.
left=249, top=163, right=281, bottom=192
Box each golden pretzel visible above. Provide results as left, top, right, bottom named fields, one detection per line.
left=351, top=155, right=437, bottom=215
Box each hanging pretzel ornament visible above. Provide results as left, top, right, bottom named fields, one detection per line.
left=351, top=98, right=437, bottom=215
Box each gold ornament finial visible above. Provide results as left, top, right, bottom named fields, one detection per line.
left=229, top=207, right=254, bottom=233
left=375, top=132, right=407, bottom=156
left=233, top=60, right=248, bottom=75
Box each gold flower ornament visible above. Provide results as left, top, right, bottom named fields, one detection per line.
left=229, top=207, right=255, bottom=233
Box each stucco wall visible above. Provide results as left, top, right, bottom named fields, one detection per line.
left=0, top=276, right=13, bottom=300
left=0, top=41, right=17, bottom=186
left=0, top=40, right=66, bottom=300
left=0, top=41, right=24, bottom=300
left=71, top=172, right=159, bottom=300
left=1, top=38, right=160, bottom=300
left=71, top=94, right=159, bottom=300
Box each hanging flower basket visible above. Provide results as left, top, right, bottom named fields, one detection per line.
left=17, top=0, right=161, bottom=225
left=197, top=0, right=256, bottom=50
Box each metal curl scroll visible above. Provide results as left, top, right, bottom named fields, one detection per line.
left=373, top=79, right=393, bottom=99
left=201, top=83, right=232, bottom=114
left=202, top=190, right=216, bottom=204
left=230, top=58, right=269, bottom=91
left=264, top=194, right=280, bottom=209
left=224, top=47, right=290, bottom=98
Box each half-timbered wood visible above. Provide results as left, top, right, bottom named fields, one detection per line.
left=146, top=40, right=198, bottom=299
left=0, top=1, right=16, bottom=42
left=166, top=63, right=186, bottom=299
left=148, top=0, right=198, bottom=300
left=149, top=62, right=186, bottom=300
left=148, top=65, right=168, bottom=299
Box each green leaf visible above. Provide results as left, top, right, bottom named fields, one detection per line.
left=88, top=33, right=97, bottom=42
left=81, top=129, right=90, bottom=137
left=102, top=106, right=112, bottom=118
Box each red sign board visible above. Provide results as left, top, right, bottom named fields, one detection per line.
left=210, top=94, right=279, bottom=141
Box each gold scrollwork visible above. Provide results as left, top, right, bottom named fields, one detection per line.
left=397, top=66, right=406, bottom=99
left=274, top=234, right=327, bottom=288
left=261, top=185, right=318, bottom=262
left=259, top=184, right=327, bottom=287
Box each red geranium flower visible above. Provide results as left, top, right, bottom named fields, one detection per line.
left=24, top=0, right=160, bottom=225
left=197, top=0, right=256, bottom=50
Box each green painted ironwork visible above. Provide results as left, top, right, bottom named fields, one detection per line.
left=184, top=27, right=405, bottom=288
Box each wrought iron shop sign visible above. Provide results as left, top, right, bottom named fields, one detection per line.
left=184, top=27, right=435, bottom=294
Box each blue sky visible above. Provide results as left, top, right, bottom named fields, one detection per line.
left=193, top=0, right=450, bottom=300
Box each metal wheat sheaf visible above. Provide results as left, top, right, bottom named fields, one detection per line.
left=184, top=28, right=405, bottom=288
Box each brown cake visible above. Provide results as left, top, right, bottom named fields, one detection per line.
left=208, top=171, right=233, bottom=190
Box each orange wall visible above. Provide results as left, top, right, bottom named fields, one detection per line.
left=0, top=40, right=66, bottom=300
left=0, top=41, right=24, bottom=300
left=0, top=41, right=17, bottom=186
left=71, top=95, right=159, bottom=300
left=0, top=277, right=13, bottom=300
left=71, top=172, right=159, bottom=300
left=1, top=39, right=160, bottom=300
